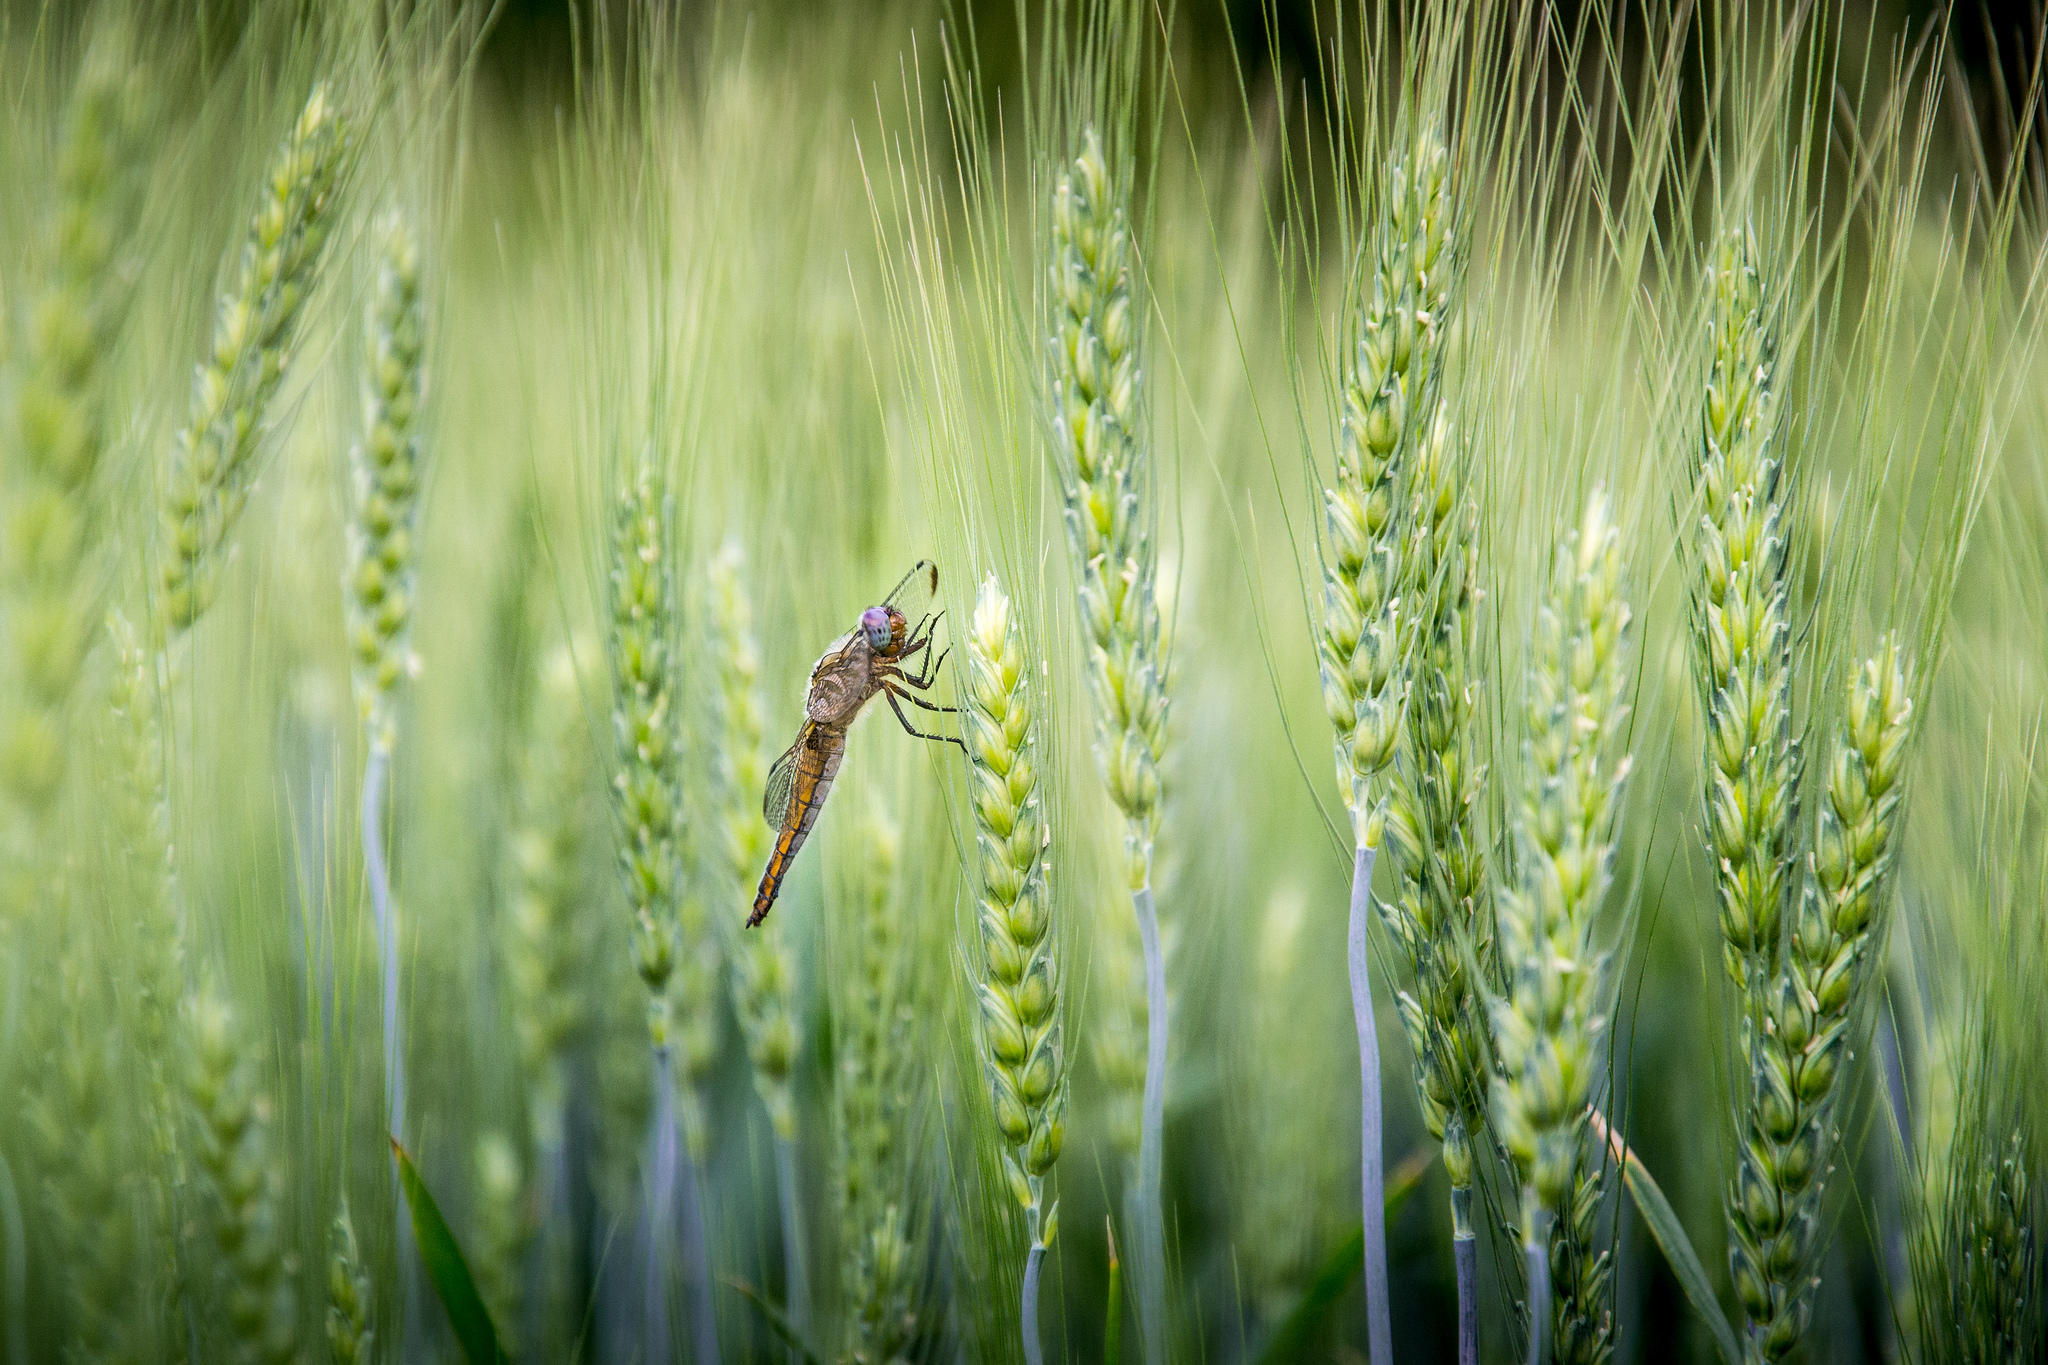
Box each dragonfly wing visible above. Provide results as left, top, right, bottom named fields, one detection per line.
left=763, top=741, right=800, bottom=825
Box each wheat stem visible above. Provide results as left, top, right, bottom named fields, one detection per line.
left=1346, top=844, right=1393, bottom=1363
left=646, top=1052, right=678, bottom=1364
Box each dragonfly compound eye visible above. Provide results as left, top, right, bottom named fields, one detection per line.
left=861, top=606, right=892, bottom=650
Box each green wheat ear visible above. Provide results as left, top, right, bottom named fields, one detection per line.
left=346, top=210, right=427, bottom=756
left=835, top=804, right=922, bottom=1364
left=1, top=29, right=151, bottom=822
left=604, top=457, right=684, bottom=1049
left=1693, top=227, right=1799, bottom=993
left=325, top=1200, right=373, bottom=1365
left=156, top=82, right=350, bottom=641
left=184, top=981, right=298, bottom=1365
left=1048, top=126, right=1168, bottom=863
left=1317, top=122, right=1457, bottom=848
left=1490, top=489, right=1634, bottom=1365
left=1728, top=638, right=1914, bottom=1362
left=709, top=542, right=796, bottom=1138
left=965, top=572, right=1066, bottom=1242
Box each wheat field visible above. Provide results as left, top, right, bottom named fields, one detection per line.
left=1, top=2, right=2043, bottom=1363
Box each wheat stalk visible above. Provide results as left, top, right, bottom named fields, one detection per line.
left=966, top=573, right=1066, bottom=1365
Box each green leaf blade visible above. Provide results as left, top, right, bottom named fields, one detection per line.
left=1595, top=1115, right=1743, bottom=1365
left=391, top=1137, right=510, bottom=1365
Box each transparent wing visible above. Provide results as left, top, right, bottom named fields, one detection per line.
left=882, top=559, right=939, bottom=609
left=762, top=742, right=800, bottom=826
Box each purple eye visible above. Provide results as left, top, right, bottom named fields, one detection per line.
left=861, top=607, right=892, bottom=649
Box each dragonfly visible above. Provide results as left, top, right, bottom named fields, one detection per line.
left=749, top=560, right=964, bottom=927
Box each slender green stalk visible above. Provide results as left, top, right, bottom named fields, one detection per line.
left=1490, top=492, right=1633, bottom=1365
left=1727, top=640, right=1914, bottom=1361
left=1315, top=118, right=1461, bottom=1364
left=965, top=574, right=1066, bottom=1365
left=1046, top=126, right=1170, bottom=1364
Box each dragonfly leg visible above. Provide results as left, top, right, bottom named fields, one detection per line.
left=902, top=609, right=945, bottom=656
left=887, top=681, right=958, bottom=715
left=883, top=687, right=966, bottom=752
left=896, top=645, right=950, bottom=690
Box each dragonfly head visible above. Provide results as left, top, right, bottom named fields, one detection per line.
left=860, top=605, right=898, bottom=653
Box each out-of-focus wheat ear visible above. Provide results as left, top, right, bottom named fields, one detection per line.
left=605, top=458, right=683, bottom=1046
left=326, top=1198, right=374, bottom=1365
left=504, top=640, right=598, bottom=1150
left=24, top=945, right=152, bottom=1359
left=1727, top=639, right=1913, bottom=1363
left=104, top=612, right=181, bottom=1046
left=1488, top=490, right=1633, bottom=1365
left=472, top=1130, right=529, bottom=1356
left=346, top=209, right=427, bottom=757
left=1966, top=1130, right=2033, bottom=1359
left=835, top=805, right=922, bottom=1364
left=601, top=452, right=688, bottom=1360
left=499, top=641, right=593, bottom=1359
left=1092, top=893, right=1148, bottom=1166
left=155, top=81, right=350, bottom=642
left=708, top=543, right=795, bottom=1136
left=1692, top=227, right=1799, bottom=995
left=184, top=980, right=298, bottom=1365
left=966, top=574, right=1066, bottom=1365
left=0, top=27, right=151, bottom=830
left=1045, top=124, right=1171, bottom=1365
left=706, top=541, right=807, bottom=1337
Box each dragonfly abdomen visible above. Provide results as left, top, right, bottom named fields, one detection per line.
left=748, top=724, right=847, bottom=926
